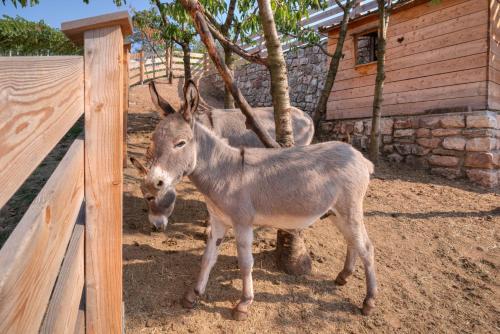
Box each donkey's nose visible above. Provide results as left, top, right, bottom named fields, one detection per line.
left=156, top=180, right=164, bottom=188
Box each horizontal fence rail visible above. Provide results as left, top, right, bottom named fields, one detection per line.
left=0, top=56, right=84, bottom=209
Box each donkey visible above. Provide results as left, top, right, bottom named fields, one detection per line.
left=143, top=80, right=377, bottom=319
left=131, top=82, right=314, bottom=231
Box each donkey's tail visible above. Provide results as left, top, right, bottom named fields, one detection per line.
left=364, top=157, right=375, bottom=175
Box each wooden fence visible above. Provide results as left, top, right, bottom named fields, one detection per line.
left=129, top=50, right=205, bottom=85
left=0, top=11, right=132, bottom=334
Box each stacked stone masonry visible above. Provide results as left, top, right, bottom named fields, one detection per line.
left=202, top=45, right=328, bottom=115
left=321, top=111, right=500, bottom=188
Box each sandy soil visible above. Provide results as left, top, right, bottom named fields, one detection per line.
left=123, top=80, right=499, bottom=333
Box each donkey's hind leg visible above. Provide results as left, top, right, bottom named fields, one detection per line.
left=333, top=204, right=377, bottom=316
left=232, top=223, right=254, bottom=321
left=182, top=217, right=227, bottom=308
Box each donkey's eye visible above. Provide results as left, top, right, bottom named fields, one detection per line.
left=174, top=140, right=186, bottom=148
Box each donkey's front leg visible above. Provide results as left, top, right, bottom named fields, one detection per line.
left=182, top=218, right=227, bottom=308
left=232, top=224, right=254, bottom=321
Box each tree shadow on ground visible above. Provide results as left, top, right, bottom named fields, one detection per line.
left=123, top=241, right=358, bottom=326
left=366, top=207, right=500, bottom=220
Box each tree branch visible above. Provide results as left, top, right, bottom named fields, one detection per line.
left=206, top=20, right=268, bottom=66
left=203, top=9, right=223, bottom=30
left=280, top=31, right=333, bottom=57
left=221, top=0, right=237, bottom=34
left=179, top=0, right=279, bottom=148
left=333, top=0, right=345, bottom=10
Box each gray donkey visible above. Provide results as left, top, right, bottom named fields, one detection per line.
left=131, top=82, right=314, bottom=231
left=142, top=81, right=377, bottom=319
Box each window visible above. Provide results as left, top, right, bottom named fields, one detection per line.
left=355, top=31, right=378, bottom=65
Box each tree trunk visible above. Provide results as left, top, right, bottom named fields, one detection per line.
left=169, top=41, right=174, bottom=84
left=369, top=0, right=390, bottom=163
left=257, top=0, right=294, bottom=147
left=182, top=43, right=192, bottom=82
left=313, top=0, right=355, bottom=135
left=223, top=46, right=235, bottom=109
left=257, top=0, right=311, bottom=276
left=179, top=0, right=280, bottom=148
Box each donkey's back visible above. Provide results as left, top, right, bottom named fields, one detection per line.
left=236, top=140, right=373, bottom=226
left=199, top=106, right=314, bottom=147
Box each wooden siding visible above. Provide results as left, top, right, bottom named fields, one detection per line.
left=488, top=0, right=500, bottom=110
left=326, top=0, right=489, bottom=120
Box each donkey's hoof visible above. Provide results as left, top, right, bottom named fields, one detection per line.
left=231, top=308, right=249, bottom=321
left=361, top=298, right=375, bottom=316
left=181, top=289, right=198, bottom=309
left=334, top=275, right=348, bottom=286
left=181, top=296, right=196, bottom=309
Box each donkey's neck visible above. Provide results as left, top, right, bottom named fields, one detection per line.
left=188, top=122, right=242, bottom=195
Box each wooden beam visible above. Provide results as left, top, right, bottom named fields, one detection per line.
left=0, top=139, right=84, bottom=333
left=61, top=11, right=133, bottom=45
left=0, top=56, right=84, bottom=209
left=83, top=25, right=124, bottom=334
left=40, top=212, right=85, bottom=334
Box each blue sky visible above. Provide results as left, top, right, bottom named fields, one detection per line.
left=1, top=0, right=150, bottom=28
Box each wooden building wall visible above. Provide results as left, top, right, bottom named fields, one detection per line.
left=489, top=0, right=500, bottom=110
left=326, top=0, right=491, bottom=120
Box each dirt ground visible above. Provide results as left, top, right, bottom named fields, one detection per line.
left=123, top=79, right=499, bottom=334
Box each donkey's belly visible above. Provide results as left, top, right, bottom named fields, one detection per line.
left=252, top=213, right=321, bottom=230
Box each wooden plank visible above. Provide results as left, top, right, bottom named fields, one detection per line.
left=334, top=38, right=487, bottom=82
left=333, top=53, right=487, bottom=91
left=83, top=26, right=123, bottom=334
left=0, top=139, right=84, bottom=334
left=328, top=82, right=488, bottom=110
left=330, top=67, right=488, bottom=101
left=387, top=0, right=485, bottom=38
left=61, top=11, right=133, bottom=45
left=386, top=38, right=487, bottom=72
left=386, top=9, right=488, bottom=49
left=0, top=56, right=84, bottom=209
left=74, top=309, right=85, bottom=334
left=40, top=216, right=85, bottom=334
left=490, top=68, right=500, bottom=85
left=386, top=23, right=487, bottom=60
left=327, top=95, right=487, bottom=120
left=328, top=9, right=487, bottom=66
left=334, top=24, right=487, bottom=72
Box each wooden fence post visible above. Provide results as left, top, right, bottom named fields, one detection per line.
left=62, top=11, right=132, bottom=334
left=140, top=51, right=145, bottom=85
left=152, top=53, right=156, bottom=79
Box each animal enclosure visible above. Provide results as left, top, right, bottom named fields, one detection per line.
left=0, top=11, right=132, bottom=333
left=129, top=50, right=205, bottom=86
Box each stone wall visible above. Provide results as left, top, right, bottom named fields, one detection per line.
left=201, top=45, right=328, bottom=114
left=321, top=110, right=500, bottom=188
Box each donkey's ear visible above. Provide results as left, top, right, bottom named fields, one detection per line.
left=130, top=157, right=148, bottom=176
left=149, top=81, right=176, bottom=116
left=182, top=80, right=199, bottom=123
